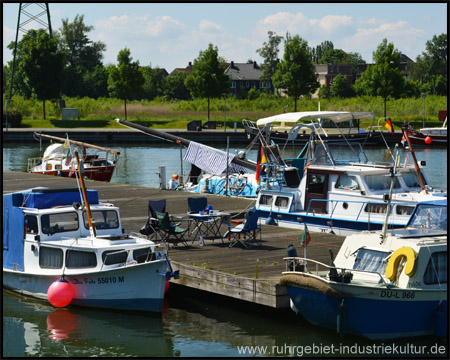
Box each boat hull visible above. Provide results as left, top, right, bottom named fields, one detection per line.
left=30, top=165, right=115, bottom=182
left=284, top=277, right=447, bottom=340
left=3, top=260, right=167, bottom=313
left=257, top=209, right=405, bottom=236
left=404, top=128, right=447, bottom=147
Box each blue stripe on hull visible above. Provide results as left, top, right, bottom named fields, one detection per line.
left=287, top=286, right=447, bottom=340
left=70, top=297, right=164, bottom=313
left=257, top=210, right=404, bottom=232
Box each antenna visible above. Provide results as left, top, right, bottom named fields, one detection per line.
left=5, top=3, right=53, bottom=131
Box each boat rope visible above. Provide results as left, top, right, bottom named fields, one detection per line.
left=229, top=200, right=257, bottom=219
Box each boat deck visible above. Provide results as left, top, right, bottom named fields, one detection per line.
left=3, top=171, right=345, bottom=308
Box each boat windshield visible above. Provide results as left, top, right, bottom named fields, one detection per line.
left=364, top=174, right=401, bottom=191
left=407, top=204, right=447, bottom=230
left=401, top=170, right=427, bottom=188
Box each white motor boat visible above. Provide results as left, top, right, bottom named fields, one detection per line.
left=280, top=199, right=447, bottom=340
left=254, top=111, right=447, bottom=235
left=3, top=186, right=178, bottom=313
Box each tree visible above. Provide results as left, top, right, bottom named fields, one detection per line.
left=272, top=35, right=319, bottom=111
left=354, top=39, right=404, bottom=119
left=57, top=14, right=106, bottom=97
left=421, top=33, right=447, bottom=94
left=312, top=40, right=334, bottom=62
left=141, top=66, right=166, bottom=100
left=13, top=29, right=64, bottom=119
left=108, top=48, right=144, bottom=120
left=185, top=44, right=230, bottom=120
left=256, top=31, right=283, bottom=87
left=164, top=71, right=191, bottom=100
left=330, top=74, right=354, bottom=98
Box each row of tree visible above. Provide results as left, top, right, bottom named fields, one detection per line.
left=3, top=14, right=447, bottom=119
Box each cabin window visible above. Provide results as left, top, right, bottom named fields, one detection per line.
left=364, top=203, right=388, bottom=214
left=102, top=249, right=128, bottom=265
left=352, top=248, right=391, bottom=274
left=423, top=252, right=447, bottom=285
left=364, top=175, right=400, bottom=191
left=396, top=205, right=414, bottom=216
left=39, top=246, right=63, bottom=269
left=41, top=212, right=79, bottom=235
left=55, top=164, right=62, bottom=170
left=401, top=171, right=426, bottom=188
left=46, top=164, right=52, bottom=170
left=133, top=247, right=155, bottom=263
left=275, top=196, right=290, bottom=208
left=259, top=195, right=273, bottom=206
left=335, top=175, right=360, bottom=191
left=24, top=215, right=39, bottom=234
left=66, top=250, right=97, bottom=269
left=83, top=210, right=119, bottom=230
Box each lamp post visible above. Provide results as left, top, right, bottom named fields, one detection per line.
left=223, top=93, right=227, bottom=132
left=422, top=93, right=426, bottom=128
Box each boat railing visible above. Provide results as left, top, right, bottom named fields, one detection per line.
left=283, top=257, right=391, bottom=287
left=27, top=157, right=43, bottom=171
left=259, top=163, right=286, bottom=190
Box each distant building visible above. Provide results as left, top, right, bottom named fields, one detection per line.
left=312, top=53, right=415, bottom=98
left=170, top=62, right=194, bottom=76
left=224, top=61, right=274, bottom=96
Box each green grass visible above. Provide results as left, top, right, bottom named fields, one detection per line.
left=4, top=94, right=447, bottom=129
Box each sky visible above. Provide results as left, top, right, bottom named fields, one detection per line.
left=2, top=2, right=447, bottom=73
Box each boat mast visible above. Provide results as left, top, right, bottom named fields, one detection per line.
left=75, top=150, right=97, bottom=238
left=116, top=118, right=256, bottom=171
left=402, top=130, right=428, bottom=193
left=34, top=132, right=120, bottom=155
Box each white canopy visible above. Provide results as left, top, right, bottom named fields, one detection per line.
left=256, top=111, right=375, bottom=126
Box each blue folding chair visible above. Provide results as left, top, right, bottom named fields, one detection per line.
left=187, top=197, right=218, bottom=241
left=224, top=208, right=261, bottom=248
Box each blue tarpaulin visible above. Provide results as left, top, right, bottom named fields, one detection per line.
left=3, top=193, right=25, bottom=271
left=20, top=188, right=98, bottom=209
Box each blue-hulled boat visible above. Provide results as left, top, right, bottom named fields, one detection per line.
left=281, top=200, right=447, bottom=340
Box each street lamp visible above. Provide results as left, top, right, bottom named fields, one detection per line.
left=422, top=93, right=426, bottom=128
left=223, top=93, right=227, bottom=132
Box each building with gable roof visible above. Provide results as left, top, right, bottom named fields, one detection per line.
left=224, top=61, right=274, bottom=96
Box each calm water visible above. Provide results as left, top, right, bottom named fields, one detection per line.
left=2, top=141, right=448, bottom=357
left=2, top=142, right=447, bottom=191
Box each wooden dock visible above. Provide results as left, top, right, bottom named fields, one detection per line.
left=3, top=171, right=345, bottom=308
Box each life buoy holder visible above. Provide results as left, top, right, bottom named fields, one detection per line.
left=303, top=162, right=311, bottom=173
left=385, top=246, right=417, bottom=281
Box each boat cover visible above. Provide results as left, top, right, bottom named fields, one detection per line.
left=3, top=193, right=25, bottom=271
left=19, top=188, right=99, bottom=209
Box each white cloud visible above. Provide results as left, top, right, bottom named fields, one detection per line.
left=341, top=20, right=426, bottom=61
left=309, top=15, right=353, bottom=34
left=198, top=19, right=224, bottom=33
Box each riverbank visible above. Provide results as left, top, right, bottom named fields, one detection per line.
left=2, top=127, right=403, bottom=145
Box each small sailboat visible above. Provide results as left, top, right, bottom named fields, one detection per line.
left=28, top=133, right=120, bottom=182
left=4, top=150, right=178, bottom=312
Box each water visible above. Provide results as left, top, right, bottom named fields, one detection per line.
left=3, top=290, right=447, bottom=357
left=2, top=141, right=448, bottom=356
left=2, top=142, right=447, bottom=191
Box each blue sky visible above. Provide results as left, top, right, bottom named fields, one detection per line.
left=3, top=2, right=447, bottom=73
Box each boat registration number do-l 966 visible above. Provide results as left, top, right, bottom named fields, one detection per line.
left=380, top=290, right=415, bottom=299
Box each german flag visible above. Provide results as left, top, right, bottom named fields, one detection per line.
left=255, top=144, right=266, bottom=185
left=385, top=118, right=394, bottom=134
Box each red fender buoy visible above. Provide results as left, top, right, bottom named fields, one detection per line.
left=47, top=278, right=74, bottom=308
left=425, top=136, right=432, bottom=144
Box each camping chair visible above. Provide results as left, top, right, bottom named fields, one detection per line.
left=187, top=197, right=218, bottom=240
left=224, top=208, right=261, bottom=248
left=140, top=199, right=182, bottom=241
left=155, top=211, right=189, bottom=247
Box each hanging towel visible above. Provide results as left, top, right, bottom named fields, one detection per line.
left=183, top=142, right=247, bottom=175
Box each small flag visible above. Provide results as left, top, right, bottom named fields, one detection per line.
left=385, top=118, right=394, bottom=134
left=255, top=145, right=266, bottom=185
left=301, top=223, right=311, bottom=247
left=401, top=132, right=407, bottom=147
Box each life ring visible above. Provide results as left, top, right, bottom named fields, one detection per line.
left=303, top=162, right=311, bottom=173
left=385, top=246, right=417, bottom=281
